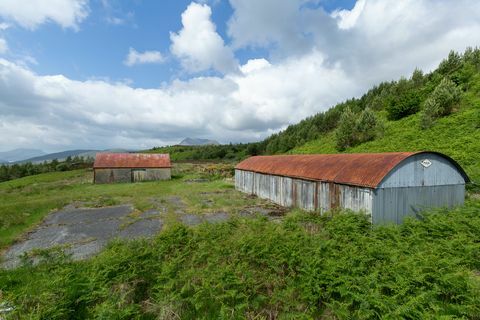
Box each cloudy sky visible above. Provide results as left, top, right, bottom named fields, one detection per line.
left=0, top=0, right=479, bottom=152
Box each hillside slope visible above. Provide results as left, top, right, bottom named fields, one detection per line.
left=293, top=75, right=480, bottom=181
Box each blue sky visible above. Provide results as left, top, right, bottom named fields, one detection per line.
left=4, top=0, right=355, bottom=87
left=0, top=0, right=479, bottom=152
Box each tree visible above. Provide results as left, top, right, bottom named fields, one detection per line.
left=335, top=107, right=357, bottom=151
left=438, top=50, right=462, bottom=75
left=386, top=78, right=421, bottom=120
left=411, top=68, right=424, bottom=87
left=356, top=108, right=379, bottom=143
left=421, top=78, right=461, bottom=129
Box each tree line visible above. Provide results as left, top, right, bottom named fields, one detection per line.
left=0, top=156, right=94, bottom=182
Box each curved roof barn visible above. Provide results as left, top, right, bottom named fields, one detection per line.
left=235, top=152, right=469, bottom=189
left=94, top=153, right=171, bottom=169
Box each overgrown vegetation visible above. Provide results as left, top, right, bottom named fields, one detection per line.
left=1, top=201, right=480, bottom=318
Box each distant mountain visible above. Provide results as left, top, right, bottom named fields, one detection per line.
left=178, top=138, right=220, bottom=146
left=17, top=150, right=98, bottom=164
left=17, top=149, right=131, bottom=164
left=0, top=148, right=46, bottom=163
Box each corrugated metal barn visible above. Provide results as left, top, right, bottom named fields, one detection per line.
left=94, top=153, right=171, bottom=184
left=235, top=152, right=470, bottom=224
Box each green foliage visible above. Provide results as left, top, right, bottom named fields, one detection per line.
left=0, top=156, right=93, bottom=183
left=421, top=77, right=461, bottom=129
left=335, top=107, right=357, bottom=150
left=1, top=202, right=480, bottom=318
left=387, top=90, right=421, bottom=120
left=335, top=107, right=382, bottom=151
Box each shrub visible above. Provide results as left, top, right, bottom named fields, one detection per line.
left=421, top=78, right=461, bottom=129
left=335, top=107, right=382, bottom=150
left=335, top=107, right=357, bottom=151
left=386, top=90, right=421, bottom=120
left=356, top=107, right=380, bottom=143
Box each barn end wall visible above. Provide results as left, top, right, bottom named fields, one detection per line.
left=372, top=184, right=465, bottom=224
left=94, top=168, right=131, bottom=184
left=372, top=153, right=467, bottom=224
left=378, top=153, right=466, bottom=188
left=235, top=169, right=373, bottom=215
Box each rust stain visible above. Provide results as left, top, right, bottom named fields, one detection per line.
left=94, top=153, right=171, bottom=169
left=236, top=152, right=421, bottom=189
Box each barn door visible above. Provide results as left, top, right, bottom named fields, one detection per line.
left=132, top=169, right=146, bottom=182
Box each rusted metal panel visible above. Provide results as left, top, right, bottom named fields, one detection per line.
left=293, top=179, right=316, bottom=211
left=235, top=152, right=469, bottom=188
left=329, top=182, right=340, bottom=210
left=94, top=153, right=171, bottom=169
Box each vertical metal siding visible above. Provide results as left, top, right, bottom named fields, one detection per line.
left=372, top=185, right=465, bottom=224
left=317, top=182, right=330, bottom=213
left=293, top=179, right=316, bottom=211
left=234, top=169, right=373, bottom=214
left=339, top=185, right=373, bottom=216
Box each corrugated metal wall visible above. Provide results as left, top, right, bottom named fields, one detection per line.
left=373, top=154, right=466, bottom=223
left=95, top=168, right=171, bottom=183
left=373, top=185, right=465, bottom=224
left=235, top=169, right=373, bottom=214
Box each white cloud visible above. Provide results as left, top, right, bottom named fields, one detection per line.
left=0, top=38, right=7, bottom=54
left=1, top=0, right=480, bottom=152
left=331, top=0, right=366, bottom=30
left=124, top=48, right=165, bottom=67
left=0, top=0, right=89, bottom=30
left=170, top=2, right=238, bottom=74
left=0, top=22, right=10, bottom=30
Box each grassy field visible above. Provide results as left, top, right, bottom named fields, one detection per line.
left=0, top=163, right=272, bottom=251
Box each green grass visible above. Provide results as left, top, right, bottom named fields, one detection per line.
left=1, top=202, right=479, bottom=318
left=293, top=81, right=480, bottom=182
left=0, top=164, right=267, bottom=251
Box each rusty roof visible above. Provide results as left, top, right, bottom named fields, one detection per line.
left=235, top=152, right=456, bottom=188
left=94, top=153, right=171, bottom=169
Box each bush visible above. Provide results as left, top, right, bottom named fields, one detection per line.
left=335, top=107, right=357, bottom=151
left=335, top=107, right=382, bottom=150
left=386, top=90, right=421, bottom=120
left=421, top=78, right=461, bottom=129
